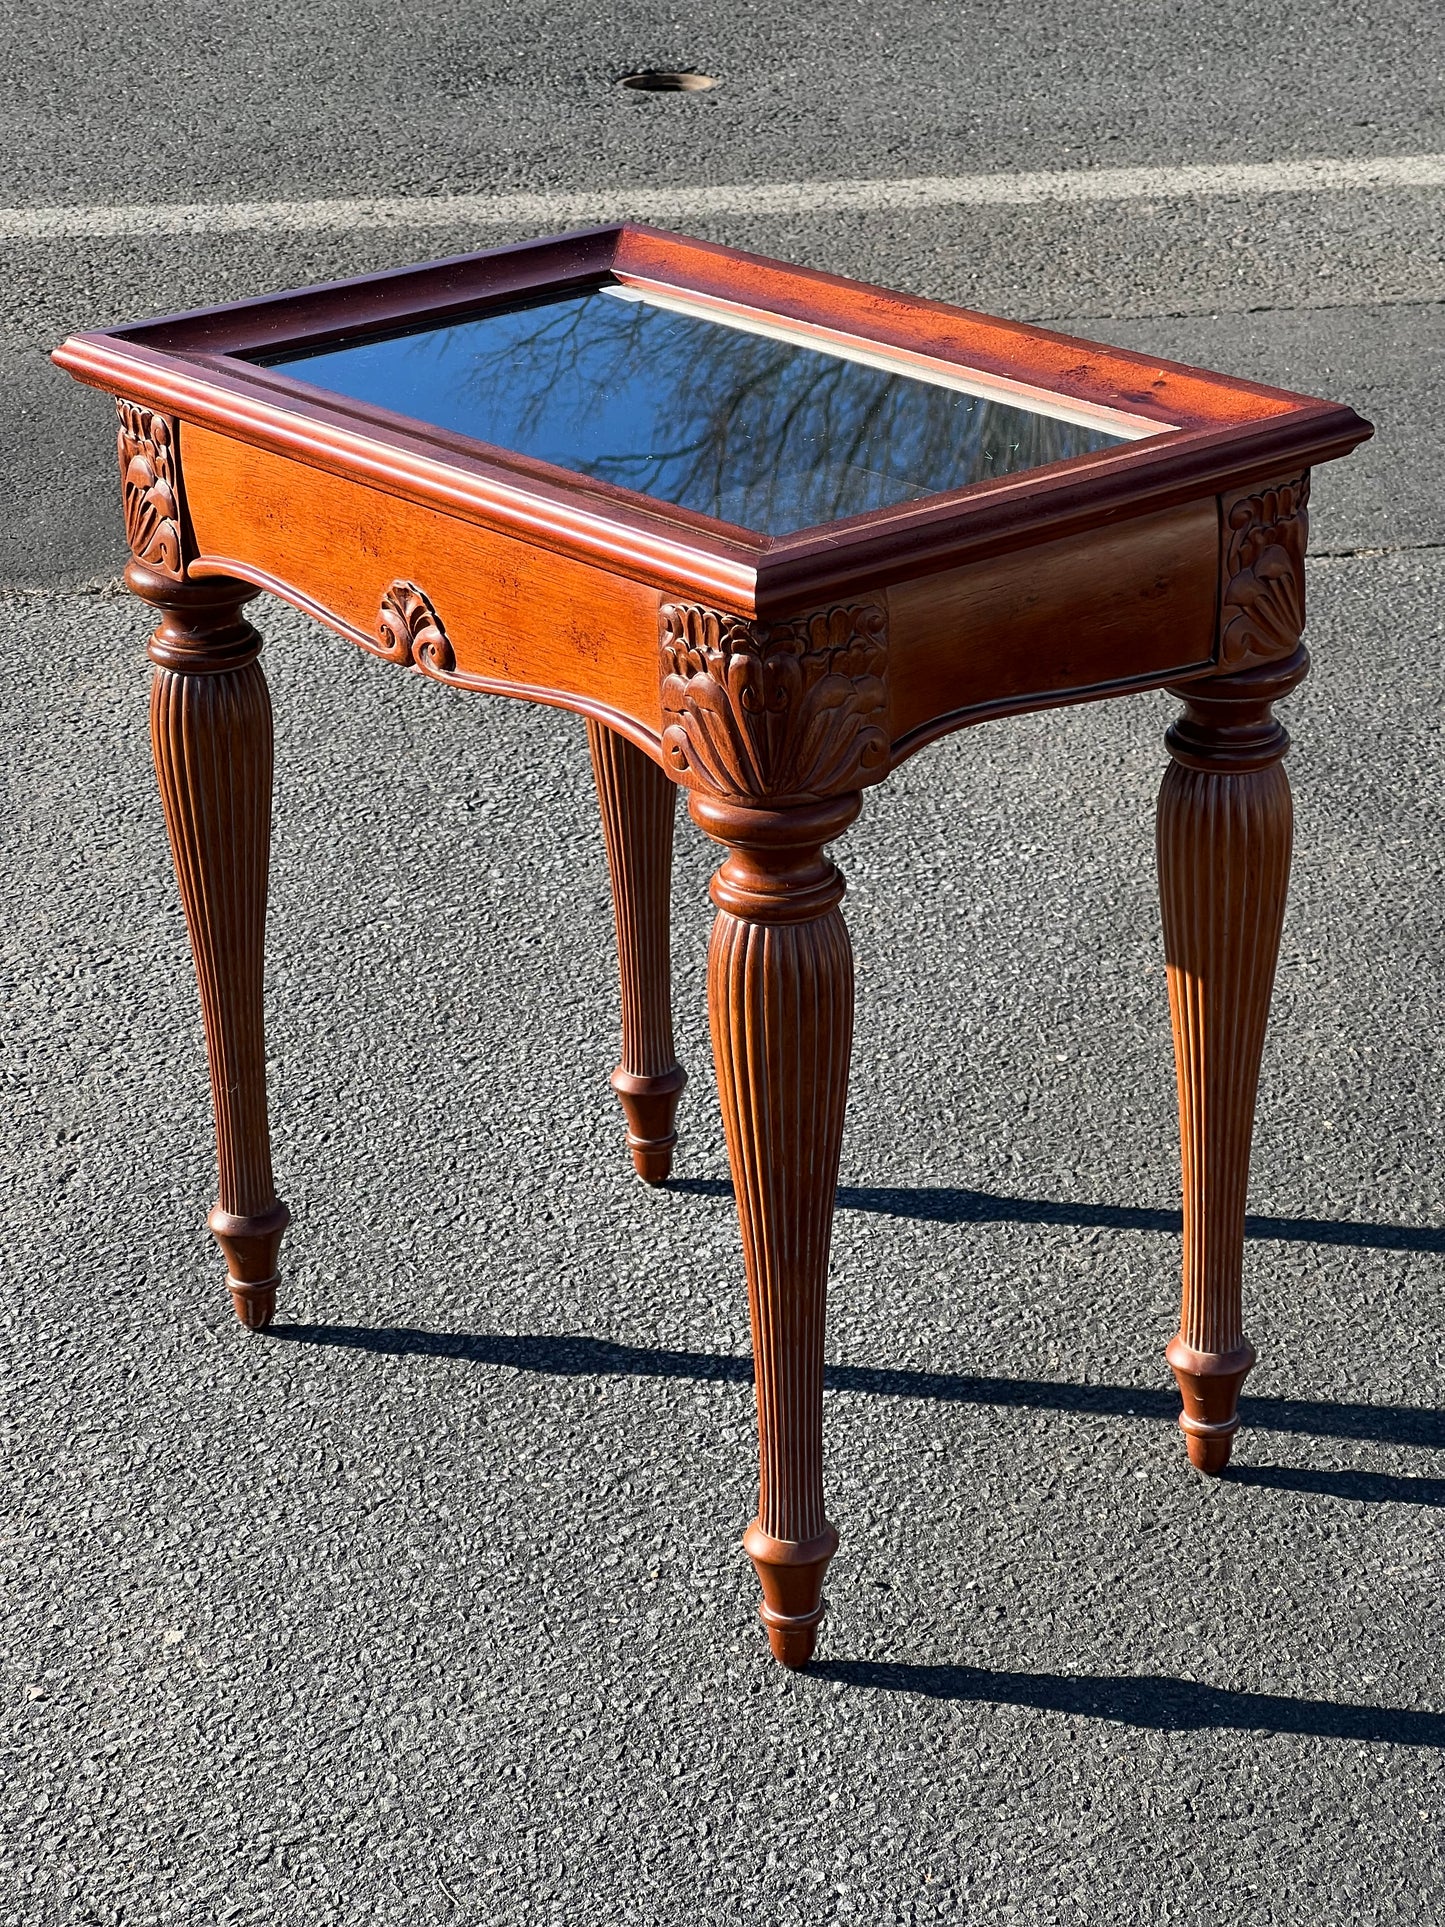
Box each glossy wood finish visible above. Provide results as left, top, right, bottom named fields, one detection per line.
left=181, top=424, right=667, bottom=748
left=54, top=224, right=1371, bottom=620
left=694, top=791, right=859, bottom=1667
left=586, top=720, right=685, bottom=1181
left=886, top=499, right=1217, bottom=754
left=53, top=228, right=1374, bottom=1667
left=132, top=557, right=289, bottom=1329
left=664, top=595, right=889, bottom=1664
left=1156, top=470, right=1312, bottom=1471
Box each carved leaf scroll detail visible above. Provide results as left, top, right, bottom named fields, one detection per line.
left=117, top=401, right=184, bottom=577
left=1220, top=472, right=1310, bottom=671
left=659, top=602, right=889, bottom=800
left=373, top=581, right=458, bottom=679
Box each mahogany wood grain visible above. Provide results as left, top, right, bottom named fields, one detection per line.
left=1158, top=645, right=1307, bottom=1472
left=693, top=791, right=860, bottom=1667
left=885, top=499, right=1217, bottom=754
left=611, top=228, right=1296, bottom=433
left=133, top=562, right=289, bottom=1329
left=180, top=423, right=668, bottom=741
left=104, top=223, right=1295, bottom=434
left=53, top=231, right=1376, bottom=1668
left=53, top=225, right=1371, bottom=617
left=586, top=720, right=686, bottom=1181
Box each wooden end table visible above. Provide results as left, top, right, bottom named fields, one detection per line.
left=54, top=226, right=1370, bottom=1667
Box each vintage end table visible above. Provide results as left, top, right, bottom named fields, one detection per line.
left=54, top=227, right=1370, bottom=1667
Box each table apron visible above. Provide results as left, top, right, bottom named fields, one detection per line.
left=178, top=422, right=1227, bottom=774
left=179, top=421, right=669, bottom=744
left=885, top=496, right=1219, bottom=756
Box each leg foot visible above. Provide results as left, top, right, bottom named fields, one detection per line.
left=587, top=721, right=685, bottom=1180
left=209, top=1200, right=291, bottom=1331
left=610, top=1064, right=688, bottom=1182
left=745, top=1522, right=839, bottom=1668
left=227, top=1282, right=277, bottom=1332
left=1166, top=1334, right=1255, bottom=1473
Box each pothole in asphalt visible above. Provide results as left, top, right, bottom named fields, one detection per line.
left=617, top=70, right=719, bottom=93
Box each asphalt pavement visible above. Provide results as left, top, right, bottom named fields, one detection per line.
left=3, top=5, right=1445, bottom=1922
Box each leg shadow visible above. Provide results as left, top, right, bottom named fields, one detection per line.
left=811, top=1661, right=1445, bottom=1745
left=1223, top=1463, right=1445, bottom=1507
left=671, top=1175, right=1445, bottom=1254
left=271, top=1324, right=754, bottom=1385
left=270, top=1325, right=1445, bottom=1450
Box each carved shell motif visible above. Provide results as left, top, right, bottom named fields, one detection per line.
left=374, top=581, right=457, bottom=678
left=116, top=401, right=184, bottom=576
left=659, top=602, right=889, bottom=800
left=1220, top=473, right=1310, bottom=669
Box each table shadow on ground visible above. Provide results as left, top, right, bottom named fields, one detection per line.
left=270, top=1327, right=1445, bottom=1484
left=274, top=1164, right=1445, bottom=1503
left=805, top=1663, right=1445, bottom=1745
left=674, top=1177, right=1445, bottom=1254
left=267, top=1321, right=1445, bottom=1738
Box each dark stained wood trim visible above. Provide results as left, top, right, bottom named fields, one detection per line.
left=110, top=227, right=627, bottom=359
left=752, top=408, right=1363, bottom=612
left=57, top=341, right=765, bottom=606
left=58, top=329, right=1368, bottom=617
left=95, top=222, right=1331, bottom=432
left=53, top=224, right=1371, bottom=616
left=610, top=227, right=1310, bottom=428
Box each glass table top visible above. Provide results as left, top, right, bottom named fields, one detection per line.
left=262, top=283, right=1150, bottom=536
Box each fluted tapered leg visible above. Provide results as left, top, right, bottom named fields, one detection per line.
left=692, top=791, right=860, bottom=1667
left=586, top=720, right=685, bottom=1181
left=1157, top=647, right=1307, bottom=1471
left=131, top=562, right=289, bottom=1329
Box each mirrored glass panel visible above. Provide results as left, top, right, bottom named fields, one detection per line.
left=263, top=284, right=1145, bottom=535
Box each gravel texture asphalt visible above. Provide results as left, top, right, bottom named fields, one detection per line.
left=4, top=5, right=1445, bottom=1924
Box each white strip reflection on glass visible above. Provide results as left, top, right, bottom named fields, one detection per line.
left=602, top=280, right=1174, bottom=440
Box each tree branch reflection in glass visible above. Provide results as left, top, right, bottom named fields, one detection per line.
left=267, top=286, right=1141, bottom=536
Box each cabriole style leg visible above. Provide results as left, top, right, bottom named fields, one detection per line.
left=692, top=792, right=860, bottom=1667
left=586, top=720, right=686, bottom=1181
left=1157, top=645, right=1307, bottom=1471
left=130, top=562, right=289, bottom=1330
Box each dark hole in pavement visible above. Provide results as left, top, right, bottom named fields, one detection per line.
left=618, top=70, right=718, bottom=93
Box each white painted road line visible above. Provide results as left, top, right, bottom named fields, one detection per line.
left=2, top=153, right=1443, bottom=242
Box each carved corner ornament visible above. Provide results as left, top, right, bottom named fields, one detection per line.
left=658, top=601, right=889, bottom=801
left=373, top=580, right=458, bottom=679
left=1219, top=472, right=1310, bottom=670
left=117, top=400, right=185, bottom=577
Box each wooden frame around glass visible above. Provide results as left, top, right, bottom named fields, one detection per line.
left=54, top=225, right=1371, bottom=1668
